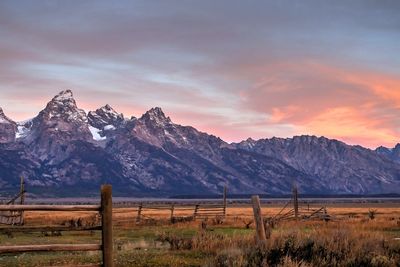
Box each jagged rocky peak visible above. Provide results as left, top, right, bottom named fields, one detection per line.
left=0, top=107, right=17, bottom=143
left=140, top=107, right=172, bottom=125
left=377, top=143, right=400, bottom=162
left=88, top=104, right=124, bottom=130
left=18, top=90, right=93, bottom=144
left=52, top=89, right=74, bottom=102
left=40, top=90, right=88, bottom=123
left=393, top=144, right=400, bottom=159
left=0, top=107, right=15, bottom=124
left=100, top=104, right=119, bottom=116
left=376, top=145, right=392, bottom=154
left=394, top=143, right=400, bottom=151
left=238, top=137, right=257, bottom=148
left=0, top=107, right=5, bottom=119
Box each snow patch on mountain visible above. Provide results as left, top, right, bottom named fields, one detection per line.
left=15, top=119, right=33, bottom=139
left=104, top=125, right=116, bottom=130
left=89, top=125, right=106, bottom=141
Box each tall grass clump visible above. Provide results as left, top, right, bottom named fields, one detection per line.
left=208, top=222, right=400, bottom=267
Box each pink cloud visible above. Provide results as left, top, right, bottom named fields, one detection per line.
left=237, top=61, right=400, bottom=148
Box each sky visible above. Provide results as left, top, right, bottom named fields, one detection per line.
left=0, top=0, right=399, bottom=148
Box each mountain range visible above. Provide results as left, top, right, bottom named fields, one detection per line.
left=1, top=90, right=399, bottom=197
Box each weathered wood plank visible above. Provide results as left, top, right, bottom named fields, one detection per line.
left=0, top=205, right=101, bottom=212
left=0, top=225, right=101, bottom=233
left=196, top=208, right=225, bottom=211
left=0, top=244, right=101, bottom=254
left=197, top=205, right=225, bottom=209
left=43, top=264, right=101, bottom=267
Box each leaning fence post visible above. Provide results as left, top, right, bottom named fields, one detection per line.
left=251, top=195, right=267, bottom=243
left=101, top=184, right=113, bottom=267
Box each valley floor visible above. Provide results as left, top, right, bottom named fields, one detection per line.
left=0, top=203, right=399, bottom=267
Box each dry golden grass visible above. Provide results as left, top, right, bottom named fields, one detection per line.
left=2, top=202, right=399, bottom=266
left=21, top=201, right=400, bottom=221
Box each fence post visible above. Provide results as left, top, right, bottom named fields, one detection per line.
left=170, top=204, right=175, bottom=223
left=101, top=184, right=113, bottom=267
left=20, top=176, right=25, bottom=225
left=293, top=185, right=299, bottom=220
left=136, top=203, right=142, bottom=223
left=20, top=176, right=25, bottom=205
left=251, top=195, right=267, bottom=243
left=323, top=207, right=329, bottom=222
left=193, top=204, right=199, bottom=219
left=223, top=186, right=227, bottom=217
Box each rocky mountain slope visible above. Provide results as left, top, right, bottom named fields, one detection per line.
left=0, top=90, right=399, bottom=196
left=376, top=144, right=400, bottom=163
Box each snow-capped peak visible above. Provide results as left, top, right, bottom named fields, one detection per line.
left=148, top=107, right=165, bottom=117
left=47, top=90, right=78, bottom=110
left=89, top=104, right=122, bottom=119
left=88, top=104, right=124, bottom=129
left=42, top=90, right=88, bottom=123
left=99, top=104, right=118, bottom=115
left=52, top=89, right=74, bottom=102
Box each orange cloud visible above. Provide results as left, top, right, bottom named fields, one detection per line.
left=302, top=106, right=399, bottom=148
left=240, top=60, right=400, bottom=148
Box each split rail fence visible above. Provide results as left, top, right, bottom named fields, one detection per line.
left=0, top=184, right=113, bottom=267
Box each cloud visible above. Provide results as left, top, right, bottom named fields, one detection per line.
left=0, top=0, right=399, bottom=148
left=238, top=61, right=400, bottom=147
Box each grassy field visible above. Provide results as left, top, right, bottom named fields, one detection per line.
left=0, top=203, right=399, bottom=267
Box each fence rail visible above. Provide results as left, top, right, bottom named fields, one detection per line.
left=0, top=244, right=102, bottom=253
left=0, top=204, right=101, bottom=211
left=0, top=225, right=102, bottom=233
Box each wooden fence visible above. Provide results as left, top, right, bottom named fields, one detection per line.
left=272, top=185, right=330, bottom=222
left=0, top=184, right=113, bottom=267
left=114, top=186, right=228, bottom=223
left=0, top=176, right=26, bottom=225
